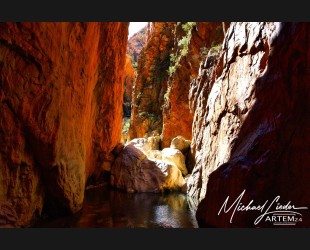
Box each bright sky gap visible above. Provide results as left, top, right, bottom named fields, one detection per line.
left=128, top=22, right=148, bottom=39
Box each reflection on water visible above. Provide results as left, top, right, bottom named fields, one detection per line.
left=35, top=187, right=199, bottom=228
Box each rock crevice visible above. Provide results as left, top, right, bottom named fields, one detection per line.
left=187, top=22, right=310, bottom=227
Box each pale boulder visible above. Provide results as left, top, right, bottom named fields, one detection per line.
left=110, top=145, right=185, bottom=193
left=170, top=136, right=191, bottom=154
left=146, top=150, right=162, bottom=161
left=162, top=148, right=188, bottom=176
left=147, top=135, right=161, bottom=150
left=126, top=138, right=151, bottom=153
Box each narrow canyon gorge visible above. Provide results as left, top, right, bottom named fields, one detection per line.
left=0, top=22, right=309, bottom=228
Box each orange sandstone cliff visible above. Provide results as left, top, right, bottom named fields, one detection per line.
left=0, top=22, right=129, bottom=226
left=161, top=22, right=224, bottom=148
left=128, top=22, right=225, bottom=151
left=127, top=25, right=148, bottom=66
left=128, top=22, right=175, bottom=140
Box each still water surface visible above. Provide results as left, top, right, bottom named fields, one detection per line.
left=35, top=187, right=199, bottom=228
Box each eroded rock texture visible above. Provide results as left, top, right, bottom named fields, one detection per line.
left=128, top=22, right=175, bottom=140
left=127, top=25, right=147, bottom=65
left=162, top=148, right=187, bottom=176
left=187, top=22, right=310, bottom=227
left=0, top=201, right=19, bottom=227
left=110, top=145, right=185, bottom=193
left=162, top=22, right=224, bottom=147
left=0, top=22, right=129, bottom=226
left=170, top=136, right=191, bottom=154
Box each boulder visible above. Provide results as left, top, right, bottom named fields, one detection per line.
left=126, top=138, right=151, bottom=153
left=110, top=145, right=185, bottom=193
left=162, top=148, right=188, bottom=176
left=170, top=136, right=191, bottom=154
left=146, top=150, right=162, bottom=161
left=147, top=135, right=161, bottom=150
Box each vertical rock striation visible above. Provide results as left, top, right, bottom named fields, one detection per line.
left=162, top=22, right=224, bottom=148
left=128, top=22, right=175, bottom=140
left=186, top=22, right=310, bottom=227
left=127, top=25, right=148, bottom=66
left=0, top=22, right=129, bottom=226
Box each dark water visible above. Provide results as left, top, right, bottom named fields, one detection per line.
left=35, top=187, right=199, bottom=228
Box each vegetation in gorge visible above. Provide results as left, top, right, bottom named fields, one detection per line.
left=168, top=22, right=196, bottom=77
left=199, top=25, right=223, bottom=61
left=4, top=21, right=308, bottom=229
left=164, top=22, right=196, bottom=105
left=128, top=22, right=177, bottom=140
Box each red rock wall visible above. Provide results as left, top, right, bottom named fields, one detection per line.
left=0, top=22, right=129, bottom=226
left=162, top=22, right=224, bottom=148
left=128, top=22, right=175, bottom=140
left=186, top=22, right=310, bottom=227
left=127, top=25, right=147, bottom=65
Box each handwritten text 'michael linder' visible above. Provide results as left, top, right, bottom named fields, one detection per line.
left=218, top=189, right=308, bottom=225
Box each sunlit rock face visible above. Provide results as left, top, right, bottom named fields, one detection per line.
left=126, top=136, right=160, bottom=154
left=124, top=24, right=147, bottom=119
left=162, top=148, right=188, bottom=176
left=110, top=145, right=185, bottom=193
left=129, top=22, right=225, bottom=147
left=161, top=22, right=224, bottom=148
left=170, top=136, right=191, bottom=154
left=187, top=22, right=310, bottom=227
left=0, top=22, right=129, bottom=226
left=128, top=22, right=176, bottom=140
left=113, top=137, right=189, bottom=194
left=127, top=25, right=148, bottom=65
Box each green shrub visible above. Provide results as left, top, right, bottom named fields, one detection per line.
left=210, top=43, right=222, bottom=52
left=167, top=22, right=196, bottom=77
left=181, top=22, right=196, bottom=32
